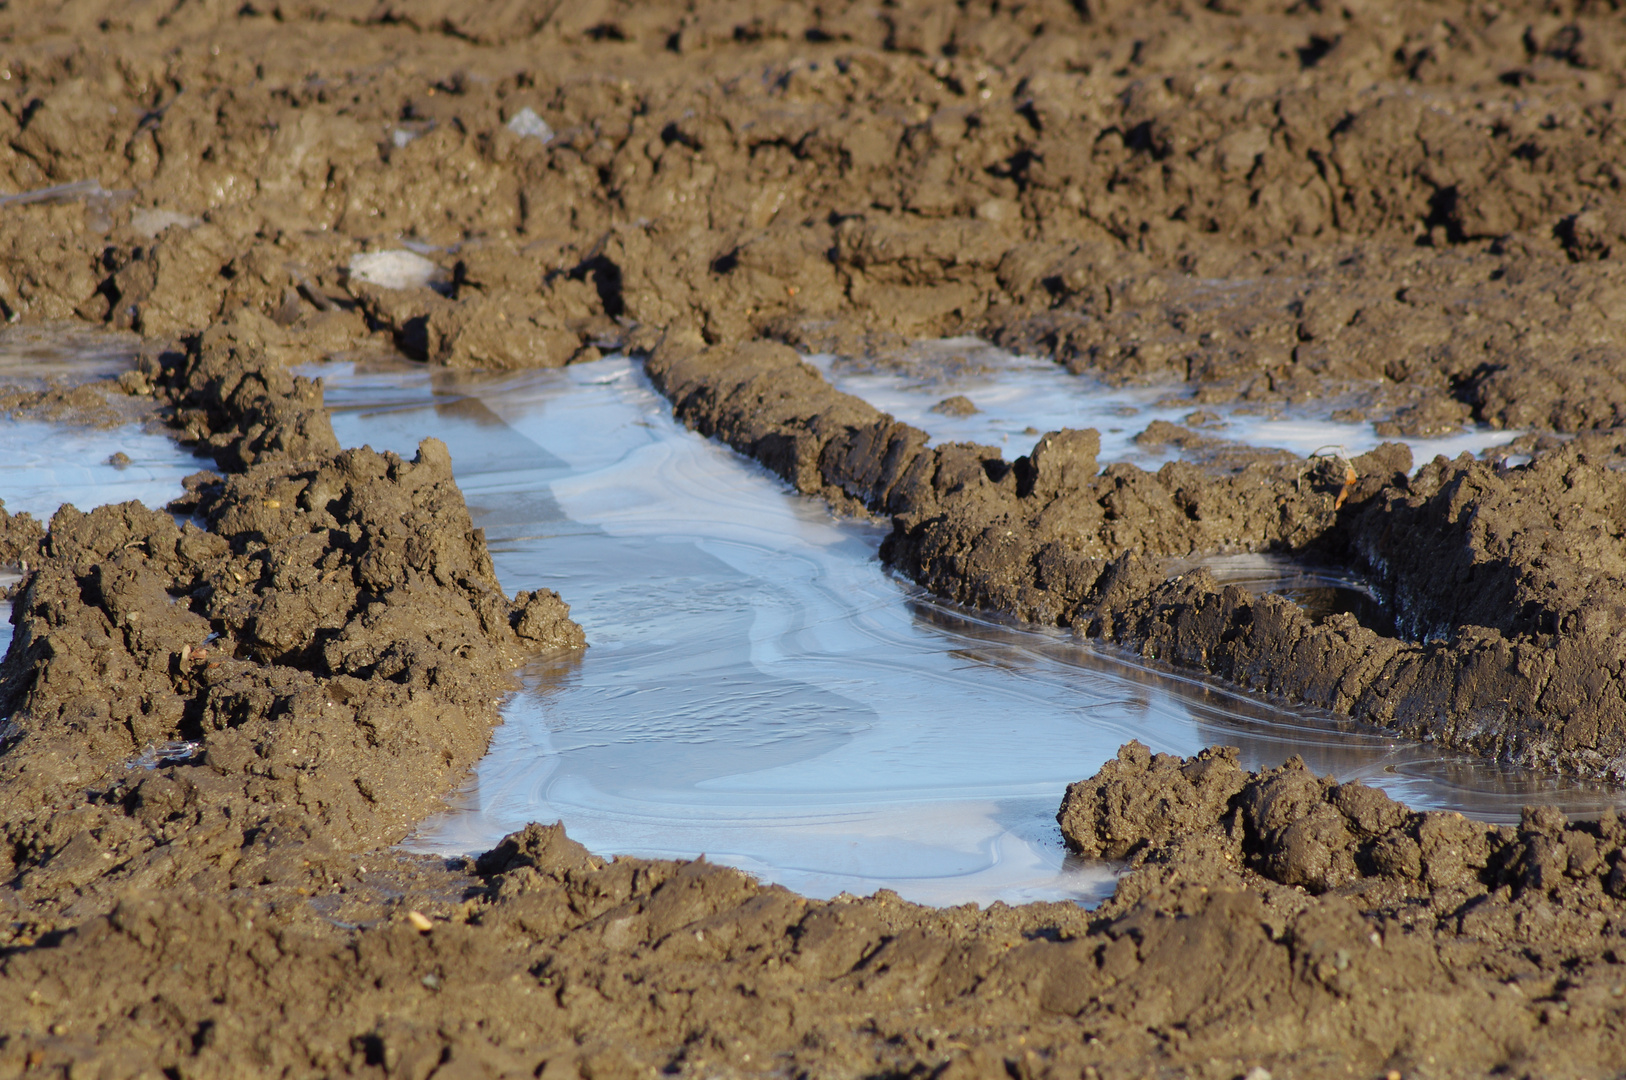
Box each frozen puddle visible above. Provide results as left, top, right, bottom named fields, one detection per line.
left=1166, top=552, right=1397, bottom=637
left=316, top=356, right=1622, bottom=907
left=808, top=337, right=1520, bottom=469
left=0, top=327, right=202, bottom=658
left=0, top=324, right=198, bottom=521
left=0, top=420, right=202, bottom=523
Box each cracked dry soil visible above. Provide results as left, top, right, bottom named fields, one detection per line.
left=3, top=1, right=1626, bottom=1077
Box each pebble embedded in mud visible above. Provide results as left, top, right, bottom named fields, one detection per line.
left=931, top=393, right=978, bottom=416
left=347, top=249, right=446, bottom=292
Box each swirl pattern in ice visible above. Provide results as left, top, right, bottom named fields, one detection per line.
left=315, top=356, right=1622, bottom=906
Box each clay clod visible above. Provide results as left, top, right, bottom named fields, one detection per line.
left=1022, top=427, right=1100, bottom=498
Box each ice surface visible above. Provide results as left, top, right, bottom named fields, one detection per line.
left=316, top=356, right=1623, bottom=906
left=807, top=338, right=1520, bottom=470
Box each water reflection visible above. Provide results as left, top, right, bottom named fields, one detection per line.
left=1165, top=551, right=1398, bottom=637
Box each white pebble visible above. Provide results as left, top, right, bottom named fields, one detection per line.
left=505, top=107, right=554, bottom=144
left=348, top=249, right=441, bottom=291
left=129, top=207, right=202, bottom=238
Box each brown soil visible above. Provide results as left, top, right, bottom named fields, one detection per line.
left=648, top=338, right=1626, bottom=780
left=3, top=0, right=1626, bottom=1076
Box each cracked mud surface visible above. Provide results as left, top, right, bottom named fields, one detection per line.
left=3, top=1, right=1626, bottom=1076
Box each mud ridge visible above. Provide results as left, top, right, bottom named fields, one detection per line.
left=6, top=749, right=1626, bottom=1079
left=648, top=335, right=1626, bottom=780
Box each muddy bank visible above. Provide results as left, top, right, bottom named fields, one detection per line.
left=647, top=336, right=1626, bottom=779
left=0, top=331, right=582, bottom=938
left=0, top=1, right=1621, bottom=427
left=6, top=747, right=1626, bottom=1079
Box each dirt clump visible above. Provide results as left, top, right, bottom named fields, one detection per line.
left=0, top=328, right=582, bottom=938
left=0, top=503, right=43, bottom=572
left=6, top=750, right=1626, bottom=1079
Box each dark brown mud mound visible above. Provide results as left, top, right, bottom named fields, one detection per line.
left=1053, top=743, right=1626, bottom=1075
left=649, top=333, right=1626, bottom=779
left=139, top=316, right=345, bottom=472
left=0, top=338, right=583, bottom=931
left=1104, top=434, right=1626, bottom=779
left=0, top=503, right=43, bottom=570
left=1347, top=433, right=1626, bottom=646
left=7, top=753, right=1626, bottom=1079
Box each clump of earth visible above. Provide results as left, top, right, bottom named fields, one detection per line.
left=3, top=1, right=1626, bottom=1076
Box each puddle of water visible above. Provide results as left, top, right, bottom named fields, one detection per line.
left=0, top=419, right=203, bottom=523
left=0, top=324, right=199, bottom=521
left=1167, top=552, right=1397, bottom=637
left=314, top=355, right=1623, bottom=907
left=807, top=338, right=1518, bottom=470
left=0, top=327, right=201, bottom=660
left=0, top=333, right=1604, bottom=904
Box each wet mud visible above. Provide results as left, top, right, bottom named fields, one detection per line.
left=8, top=746, right=1626, bottom=1080
left=2, top=0, right=1626, bottom=1075
left=650, top=337, right=1626, bottom=780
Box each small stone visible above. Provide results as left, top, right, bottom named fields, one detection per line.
left=406, top=910, right=434, bottom=932
left=348, top=250, right=442, bottom=291
left=108, top=451, right=131, bottom=469
left=505, top=107, right=554, bottom=144
left=930, top=394, right=979, bottom=417
left=1243, top=1069, right=1272, bottom=1080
